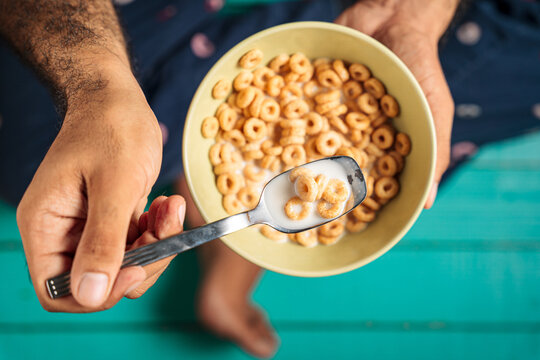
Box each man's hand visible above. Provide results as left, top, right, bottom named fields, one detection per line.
left=0, top=1, right=184, bottom=311
left=17, top=63, right=185, bottom=311
left=336, top=0, right=459, bottom=208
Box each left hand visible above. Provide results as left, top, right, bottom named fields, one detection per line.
left=336, top=1, right=456, bottom=208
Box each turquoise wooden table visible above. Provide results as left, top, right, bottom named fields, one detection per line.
left=1, top=131, right=539, bottom=359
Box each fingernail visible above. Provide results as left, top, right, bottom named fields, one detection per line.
left=178, top=202, right=186, bottom=227
left=125, top=280, right=144, bottom=296
left=78, top=272, right=109, bottom=306
left=426, top=183, right=439, bottom=208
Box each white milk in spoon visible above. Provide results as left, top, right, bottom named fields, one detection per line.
left=261, top=160, right=352, bottom=231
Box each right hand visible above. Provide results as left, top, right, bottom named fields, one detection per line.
left=17, top=60, right=184, bottom=312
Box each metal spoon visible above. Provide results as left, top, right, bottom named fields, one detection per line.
left=46, top=156, right=366, bottom=299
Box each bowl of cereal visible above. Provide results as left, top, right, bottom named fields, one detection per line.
left=183, top=21, right=435, bottom=277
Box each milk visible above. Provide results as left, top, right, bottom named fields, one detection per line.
left=261, top=160, right=352, bottom=231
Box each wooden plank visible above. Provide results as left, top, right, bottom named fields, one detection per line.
left=1, top=249, right=538, bottom=323
left=0, top=330, right=538, bottom=360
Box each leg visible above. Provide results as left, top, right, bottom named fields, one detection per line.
left=175, top=175, right=278, bottom=359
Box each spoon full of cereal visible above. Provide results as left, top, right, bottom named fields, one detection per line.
left=45, top=156, right=366, bottom=299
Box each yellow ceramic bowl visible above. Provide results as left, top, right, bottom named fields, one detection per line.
left=183, top=22, right=435, bottom=277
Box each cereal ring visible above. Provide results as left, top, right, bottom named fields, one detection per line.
left=380, top=94, right=399, bottom=117
left=280, top=136, right=305, bottom=147
left=322, top=178, right=348, bottom=203
left=282, top=127, right=306, bottom=137
left=214, top=162, right=242, bottom=175
left=394, top=133, right=411, bottom=156
left=279, top=119, right=306, bottom=128
left=238, top=49, right=263, bottom=69
left=261, top=140, right=283, bottom=156
left=243, top=150, right=264, bottom=161
left=289, top=53, right=311, bottom=74
left=297, top=66, right=314, bottom=82
left=284, top=196, right=311, bottom=220
left=332, top=59, right=350, bottom=82
left=350, top=147, right=368, bottom=168
left=317, top=69, right=343, bottom=88
left=281, top=145, right=306, bottom=165
left=284, top=72, right=300, bottom=83
left=243, top=118, right=267, bottom=141
left=260, top=154, right=277, bottom=169
left=376, top=155, right=398, bottom=177
left=270, top=157, right=281, bottom=173
left=314, top=90, right=341, bottom=104
left=252, top=67, right=275, bottom=89
left=313, top=58, right=330, bottom=67
left=364, top=78, right=386, bottom=99
left=329, top=116, right=349, bottom=134
left=289, top=167, right=315, bottom=182
left=371, top=113, right=388, bottom=128
left=280, top=82, right=303, bottom=99
left=305, top=137, right=322, bottom=160
left=349, top=63, right=371, bottom=81
left=201, top=116, right=219, bottom=138
left=243, top=164, right=266, bottom=182
left=233, top=71, right=253, bottom=91
left=317, top=200, right=343, bottom=219
left=303, top=80, right=319, bottom=98
left=389, top=150, right=404, bottom=173
left=217, top=173, right=244, bottom=195
left=219, top=142, right=236, bottom=162
left=314, top=174, right=329, bottom=200
left=261, top=225, right=287, bottom=242
left=357, top=92, right=380, bottom=114
left=345, top=112, right=370, bottom=130
left=356, top=132, right=370, bottom=150
left=371, top=126, right=395, bottom=150
left=212, top=79, right=231, bottom=99
left=218, top=108, right=238, bottom=131
left=315, top=100, right=340, bottom=115
left=294, top=229, right=318, bottom=247
left=209, top=143, right=223, bottom=165
left=343, top=80, right=363, bottom=99
left=238, top=187, right=259, bottom=209
left=222, top=129, right=246, bottom=147
left=350, top=129, right=363, bottom=143
left=269, top=54, right=290, bottom=73
left=256, top=100, right=278, bottom=123
left=295, top=175, right=318, bottom=202
left=315, top=62, right=332, bottom=74
left=352, top=205, right=376, bottom=222
left=318, top=235, right=339, bottom=245
left=316, top=131, right=342, bottom=156
left=283, top=99, right=309, bottom=119
left=326, top=104, right=348, bottom=118
left=362, top=197, right=381, bottom=211
left=366, top=176, right=375, bottom=197
left=266, top=75, right=284, bottom=97
left=336, top=146, right=354, bottom=158
left=346, top=217, right=368, bottom=233
left=248, top=90, right=265, bottom=118
left=223, top=194, right=244, bottom=215
left=375, top=176, right=399, bottom=199
left=304, top=112, right=324, bottom=135
left=236, top=86, right=256, bottom=109
left=320, top=219, right=345, bottom=237
left=365, top=143, right=384, bottom=157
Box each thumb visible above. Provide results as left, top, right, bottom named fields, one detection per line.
left=70, top=170, right=146, bottom=308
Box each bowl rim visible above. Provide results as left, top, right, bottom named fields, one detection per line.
left=183, top=21, right=436, bottom=277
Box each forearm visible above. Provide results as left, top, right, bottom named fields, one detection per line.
left=0, top=0, right=133, bottom=112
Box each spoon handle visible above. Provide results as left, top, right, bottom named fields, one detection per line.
left=125, top=211, right=253, bottom=266
left=45, top=212, right=254, bottom=299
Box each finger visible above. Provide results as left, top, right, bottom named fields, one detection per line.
left=138, top=212, right=149, bottom=234
left=123, top=196, right=186, bottom=297
left=70, top=168, right=146, bottom=308
left=127, top=197, right=149, bottom=244
left=147, top=196, right=167, bottom=233
left=105, top=266, right=146, bottom=305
